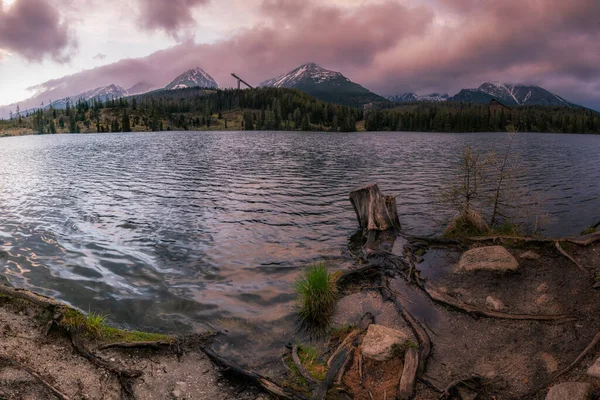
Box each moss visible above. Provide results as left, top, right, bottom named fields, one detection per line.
left=390, top=340, right=419, bottom=359
left=582, top=226, right=597, bottom=235
left=490, top=221, right=523, bottom=236
left=61, top=308, right=171, bottom=343
left=297, top=344, right=327, bottom=381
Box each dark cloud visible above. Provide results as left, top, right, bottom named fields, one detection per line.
left=0, top=0, right=75, bottom=62
left=3, top=0, right=600, bottom=112
left=137, top=0, right=210, bottom=37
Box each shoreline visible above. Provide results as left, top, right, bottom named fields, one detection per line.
left=1, top=229, right=600, bottom=399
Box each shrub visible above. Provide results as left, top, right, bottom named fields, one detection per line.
left=294, top=263, right=338, bottom=331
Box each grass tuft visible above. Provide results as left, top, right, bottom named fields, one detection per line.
left=444, top=209, right=489, bottom=237
left=294, top=263, right=338, bottom=332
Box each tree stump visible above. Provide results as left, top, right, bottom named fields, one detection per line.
left=350, top=184, right=401, bottom=232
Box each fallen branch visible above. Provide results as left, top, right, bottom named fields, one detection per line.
left=420, top=284, right=575, bottom=323
left=398, top=348, right=419, bottom=400
left=526, top=331, right=600, bottom=398
left=292, top=344, right=319, bottom=385
left=202, top=346, right=299, bottom=400
left=0, top=354, right=71, bottom=400
left=555, top=241, right=589, bottom=275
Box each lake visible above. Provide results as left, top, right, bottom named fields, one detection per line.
left=0, top=131, right=598, bottom=334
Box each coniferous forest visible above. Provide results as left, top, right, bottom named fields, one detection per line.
left=1, top=87, right=599, bottom=135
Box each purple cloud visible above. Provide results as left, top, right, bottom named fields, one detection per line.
left=0, top=0, right=75, bottom=62
left=137, top=0, right=210, bottom=37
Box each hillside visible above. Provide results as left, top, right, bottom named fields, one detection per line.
left=1, top=88, right=598, bottom=136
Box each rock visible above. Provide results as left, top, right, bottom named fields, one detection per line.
left=171, top=381, right=187, bottom=399
left=485, top=296, right=506, bottom=311
left=361, top=324, right=412, bottom=361
left=521, top=250, right=540, bottom=260
left=545, top=382, right=591, bottom=400
left=537, top=283, right=549, bottom=293
left=536, top=294, right=551, bottom=305
left=541, top=352, right=559, bottom=374
left=457, top=246, right=519, bottom=272
left=587, top=357, right=600, bottom=379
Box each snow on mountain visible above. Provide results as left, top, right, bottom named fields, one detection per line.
left=389, top=92, right=449, bottom=103
left=450, top=82, right=573, bottom=107
left=49, top=84, right=129, bottom=109
left=260, top=63, right=349, bottom=88
left=165, top=68, right=218, bottom=90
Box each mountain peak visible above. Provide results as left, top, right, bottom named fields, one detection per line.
left=165, top=67, right=218, bottom=90
left=260, top=63, right=347, bottom=88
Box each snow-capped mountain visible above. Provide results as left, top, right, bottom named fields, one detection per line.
left=127, top=82, right=154, bottom=95
left=449, top=82, right=575, bottom=107
left=259, top=63, right=386, bottom=107
left=49, top=84, right=129, bottom=109
left=389, top=92, right=449, bottom=103
left=165, top=68, right=218, bottom=90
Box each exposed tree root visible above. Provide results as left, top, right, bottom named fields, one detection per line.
left=555, top=241, right=589, bottom=275
left=419, top=283, right=575, bottom=323
left=312, top=313, right=374, bottom=400
left=381, top=283, right=431, bottom=376
left=202, top=346, right=301, bottom=400
left=0, top=284, right=65, bottom=310
left=291, top=344, right=319, bottom=384
left=70, top=332, right=142, bottom=400
left=466, top=231, right=600, bottom=246
left=0, top=354, right=71, bottom=400
left=398, top=348, right=419, bottom=400
left=526, top=330, right=600, bottom=398
left=438, top=375, right=483, bottom=400
left=98, top=340, right=174, bottom=351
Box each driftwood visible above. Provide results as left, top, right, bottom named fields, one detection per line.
left=398, top=348, right=419, bottom=400
left=419, top=283, right=574, bottom=323
left=202, top=346, right=299, bottom=399
left=555, top=241, right=589, bottom=275
left=526, top=330, right=600, bottom=398
left=312, top=313, right=374, bottom=400
left=350, top=184, right=401, bottom=232
left=0, top=354, right=71, bottom=400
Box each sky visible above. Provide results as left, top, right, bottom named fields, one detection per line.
left=0, top=0, right=599, bottom=111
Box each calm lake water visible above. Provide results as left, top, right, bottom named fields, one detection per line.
left=0, top=131, right=598, bottom=334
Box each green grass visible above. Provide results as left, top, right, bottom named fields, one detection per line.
left=297, top=344, right=327, bottom=381
left=61, top=308, right=171, bottom=343
left=294, top=263, right=338, bottom=331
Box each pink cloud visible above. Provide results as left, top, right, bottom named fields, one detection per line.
left=0, top=0, right=76, bottom=62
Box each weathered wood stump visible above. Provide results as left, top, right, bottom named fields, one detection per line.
left=350, top=184, right=401, bottom=232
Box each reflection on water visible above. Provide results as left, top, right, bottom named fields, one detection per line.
left=0, top=131, right=598, bottom=334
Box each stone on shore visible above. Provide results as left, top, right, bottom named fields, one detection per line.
left=521, top=250, right=541, bottom=260
left=361, top=324, right=413, bottom=361
left=587, top=357, right=600, bottom=379
left=457, top=246, right=519, bottom=272
left=485, top=296, right=506, bottom=311
left=545, top=382, right=591, bottom=400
